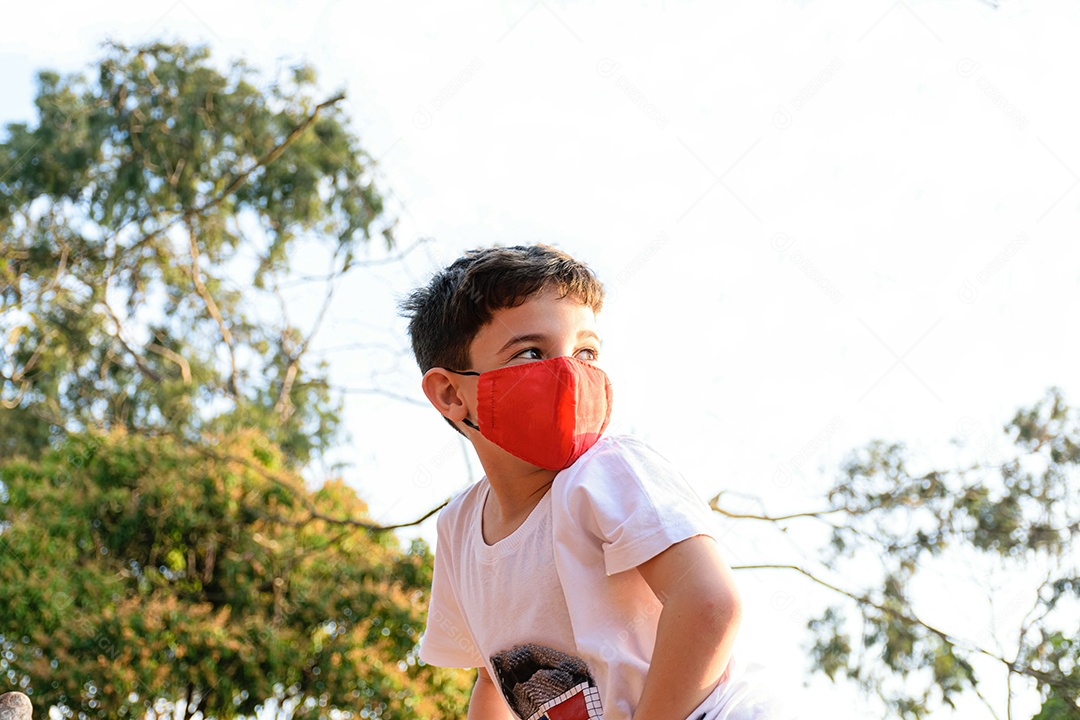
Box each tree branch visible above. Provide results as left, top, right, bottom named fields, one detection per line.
left=188, top=443, right=448, bottom=532
left=709, top=494, right=845, bottom=522
left=102, top=299, right=163, bottom=383
left=971, top=681, right=1003, bottom=720
left=7, top=328, right=52, bottom=383
left=275, top=236, right=433, bottom=289
left=731, top=563, right=1080, bottom=694
left=256, top=497, right=450, bottom=533
left=146, top=341, right=192, bottom=384
left=0, top=377, right=28, bottom=410
left=709, top=492, right=886, bottom=552
left=186, top=219, right=239, bottom=397
left=210, top=92, right=346, bottom=209
left=273, top=250, right=343, bottom=420
left=47, top=242, right=69, bottom=292
left=107, top=93, right=347, bottom=269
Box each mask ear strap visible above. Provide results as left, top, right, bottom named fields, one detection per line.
left=443, top=368, right=481, bottom=430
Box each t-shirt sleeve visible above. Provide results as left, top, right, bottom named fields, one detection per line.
left=567, top=435, right=721, bottom=576
left=418, top=509, right=486, bottom=669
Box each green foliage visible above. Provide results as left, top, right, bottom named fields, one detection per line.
left=1031, top=633, right=1080, bottom=720
left=803, top=388, right=1080, bottom=718
left=0, top=430, right=472, bottom=719
left=0, top=41, right=470, bottom=717
left=1034, top=696, right=1080, bottom=720
left=0, top=40, right=392, bottom=465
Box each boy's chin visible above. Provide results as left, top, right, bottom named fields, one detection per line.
left=473, top=439, right=550, bottom=475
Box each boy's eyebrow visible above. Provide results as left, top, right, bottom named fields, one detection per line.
left=497, top=330, right=602, bottom=355
left=497, top=333, right=547, bottom=354
left=578, top=330, right=602, bottom=345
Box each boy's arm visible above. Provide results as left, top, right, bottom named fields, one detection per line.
left=632, top=534, right=743, bottom=720
left=468, top=666, right=516, bottom=720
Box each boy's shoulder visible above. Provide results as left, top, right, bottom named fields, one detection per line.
left=555, top=433, right=718, bottom=577
left=578, top=433, right=654, bottom=458
left=556, top=433, right=681, bottom=489
left=435, top=475, right=488, bottom=539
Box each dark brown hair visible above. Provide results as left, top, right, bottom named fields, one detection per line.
left=400, top=244, right=605, bottom=375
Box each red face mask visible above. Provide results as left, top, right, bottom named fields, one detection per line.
left=449, top=356, right=613, bottom=470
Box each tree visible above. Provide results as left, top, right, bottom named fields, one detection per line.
left=0, top=39, right=392, bottom=465
left=0, top=429, right=472, bottom=719
left=0, top=40, right=471, bottom=718
left=714, top=387, right=1080, bottom=719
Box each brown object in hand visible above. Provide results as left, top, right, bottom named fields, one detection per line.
left=490, top=644, right=597, bottom=719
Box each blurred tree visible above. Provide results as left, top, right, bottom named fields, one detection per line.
left=0, top=430, right=472, bottom=719
left=715, top=387, right=1080, bottom=719
left=0, top=41, right=469, bottom=719
left=0, top=39, right=393, bottom=465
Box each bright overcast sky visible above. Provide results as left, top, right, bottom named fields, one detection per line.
left=4, top=1, right=1080, bottom=717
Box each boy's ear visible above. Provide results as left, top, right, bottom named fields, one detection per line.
left=421, top=368, right=470, bottom=423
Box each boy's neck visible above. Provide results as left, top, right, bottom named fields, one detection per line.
left=478, top=453, right=558, bottom=544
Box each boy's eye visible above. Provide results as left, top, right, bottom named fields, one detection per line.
left=576, top=348, right=599, bottom=362
left=511, top=347, right=599, bottom=362
left=514, top=347, right=543, bottom=360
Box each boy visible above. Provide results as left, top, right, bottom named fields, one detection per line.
left=403, top=244, right=781, bottom=720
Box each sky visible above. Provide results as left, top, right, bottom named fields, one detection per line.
left=3, top=1, right=1080, bottom=718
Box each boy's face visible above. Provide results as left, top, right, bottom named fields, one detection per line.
left=462, top=286, right=602, bottom=465
left=421, top=285, right=603, bottom=468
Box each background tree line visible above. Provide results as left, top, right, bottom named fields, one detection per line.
left=1, top=40, right=1077, bottom=719
left=0, top=40, right=470, bottom=719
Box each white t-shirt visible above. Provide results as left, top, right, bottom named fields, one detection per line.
left=419, top=434, right=785, bottom=720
